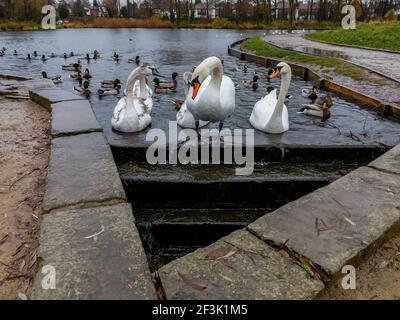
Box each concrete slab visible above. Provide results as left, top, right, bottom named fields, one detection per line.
left=51, top=100, right=102, bottom=137
left=248, top=166, right=400, bottom=277
left=42, top=132, right=126, bottom=212
left=369, top=145, right=400, bottom=175
left=30, top=88, right=84, bottom=110
left=31, top=203, right=156, bottom=300
left=159, top=230, right=324, bottom=300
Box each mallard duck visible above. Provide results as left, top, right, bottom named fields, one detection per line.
left=250, top=62, right=291, bottom=134
left=82, top=68, right=92, bottom=79
left=128, top=56, right=140, bottom=64
left=62, top=59, right=81, bottom=71
left=243, top=75, right=259, bottom=91
left=298, top=102, right=331, bottom=122
left=153, top=78, right=176, bottom=94
left=174, top=72, right=209, bottom=129
left=98, top=87, right=120, bottom=96
left=42, top=72, right=62, bottom=84
left=158, top=72, right=178, bottom=89
left=70, top=71, right=82, bottom=81
left=101, top=79, right=121, bottom=89
left=187, top=56, right=235, bottom=133
left=302, top=86, right=319, bottom=101
left=74, top=80, right=91, bottom=97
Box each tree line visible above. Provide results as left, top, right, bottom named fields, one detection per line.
left=0, top=0, right=399, bottom=23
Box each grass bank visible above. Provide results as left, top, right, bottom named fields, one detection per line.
left=0, top=18, right=338, bottom=31
left=306, top=21, right=400, bottom=52
left=242, top=37, right=366, bottom=80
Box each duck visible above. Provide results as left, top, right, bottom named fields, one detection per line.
left=249, top=62, right=291, bottom=134
left=298, top=94, right=333, bottom=122
left=153, top=78, right=176, bottom=94
left=235, top=64, right=248, bottom=73
left=186, top=56, right=235, bottom=132
left=101, top=79, right=121, bottom=89
left=70, top=71, right=82, bottom=81
left=62, top=59, right=81, bottom=71
left=301, top=86, right=319, bottom=101
left=173, top=72, right=209, bottom=129
left=298, top=103, right=332, bottom=122
left=243, top=75, right=259, bottom=91
left=128, top=56, right=140, bottom=64
left=82, top=68, right=92, bottom=79
left=111, top=64, right=155, bottom=133
left=98, top=86, right=120, bottom=96
left=159, top=72, right=178, bottom=89
left=42, top=71, right=62, bottom=84
left=74, top=80, right=91, bottom=97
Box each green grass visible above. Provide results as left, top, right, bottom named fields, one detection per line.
left=242, top=37, right=367, bottom=80
left=306, top=21, right=400, bottom=52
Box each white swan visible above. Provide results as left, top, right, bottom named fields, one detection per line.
left=111, top=64, right=154, bottom=133
left=175, top=72, right=209, bottom=129
left=186, top=56, right=235, bottom=131
left=250, top=62, right=291, bottom=134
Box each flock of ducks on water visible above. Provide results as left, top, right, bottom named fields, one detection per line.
left=1, top=47, right=334, bottom=134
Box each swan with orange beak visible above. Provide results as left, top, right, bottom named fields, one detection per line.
left=250, top=62, right=291, bottom=134
left=186, top=57, right=236, bottom=133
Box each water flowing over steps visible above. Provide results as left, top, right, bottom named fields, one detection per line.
left=114, top=149, right=381, bottom=271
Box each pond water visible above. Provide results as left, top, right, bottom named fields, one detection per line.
left=1, top=28, right=399, bottom=148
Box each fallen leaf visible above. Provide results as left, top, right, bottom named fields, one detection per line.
left=205, top=248, right=231, bottom=260
left=0, top=233, right=11, bottom=247
left=17, top=293, right=27, bottom=300
left=178, top=272, right=208, bottom=297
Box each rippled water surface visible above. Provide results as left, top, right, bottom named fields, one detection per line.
left=1, top=28, right=399, bottom=147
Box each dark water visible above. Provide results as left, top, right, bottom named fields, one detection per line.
left=1, top=28, right=399, bottom=148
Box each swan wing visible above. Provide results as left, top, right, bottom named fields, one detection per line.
left=250, top=89, right=277, bottom=131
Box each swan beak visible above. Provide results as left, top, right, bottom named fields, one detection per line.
left=192, top=82, right=200, bottom=100
left=269, top=68, right=281, bottom=78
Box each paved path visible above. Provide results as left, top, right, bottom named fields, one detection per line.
left=264, top=33, right=400, bottom=83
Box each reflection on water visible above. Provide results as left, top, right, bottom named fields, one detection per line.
left=0, top=28, right=399, bottom=148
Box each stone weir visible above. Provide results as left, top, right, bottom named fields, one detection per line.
left=28, top=69, right=400, bottom=299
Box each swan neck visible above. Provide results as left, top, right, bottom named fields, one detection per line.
left=273, top=72, right=291, bottom=116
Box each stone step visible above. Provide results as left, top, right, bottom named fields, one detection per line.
left=248, top=164, right=400, bottom=279
left=31, top=203, right=156, bottom=300
left=120, top=162, right=356, bottom=209
left=158, top=229, right=324, bottom=300
left=112, top=143, right=387, bottom=165
left=42, top=132, right=126, bottom=213
left=136, top=209, right=264, bottom=271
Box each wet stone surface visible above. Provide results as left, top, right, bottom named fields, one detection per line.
left=30, top=88, right=85, bottom=110
left=369, top=145, right=400, bottom=175
left=51, top=100, right=102, bottom=137
left=248, top=166, right=400, bottom=276
left=159, top=230, right=324, bottom=300
left=31, top=203, right=156, bottom=300
left=42, top=132, right=126, bottom=212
